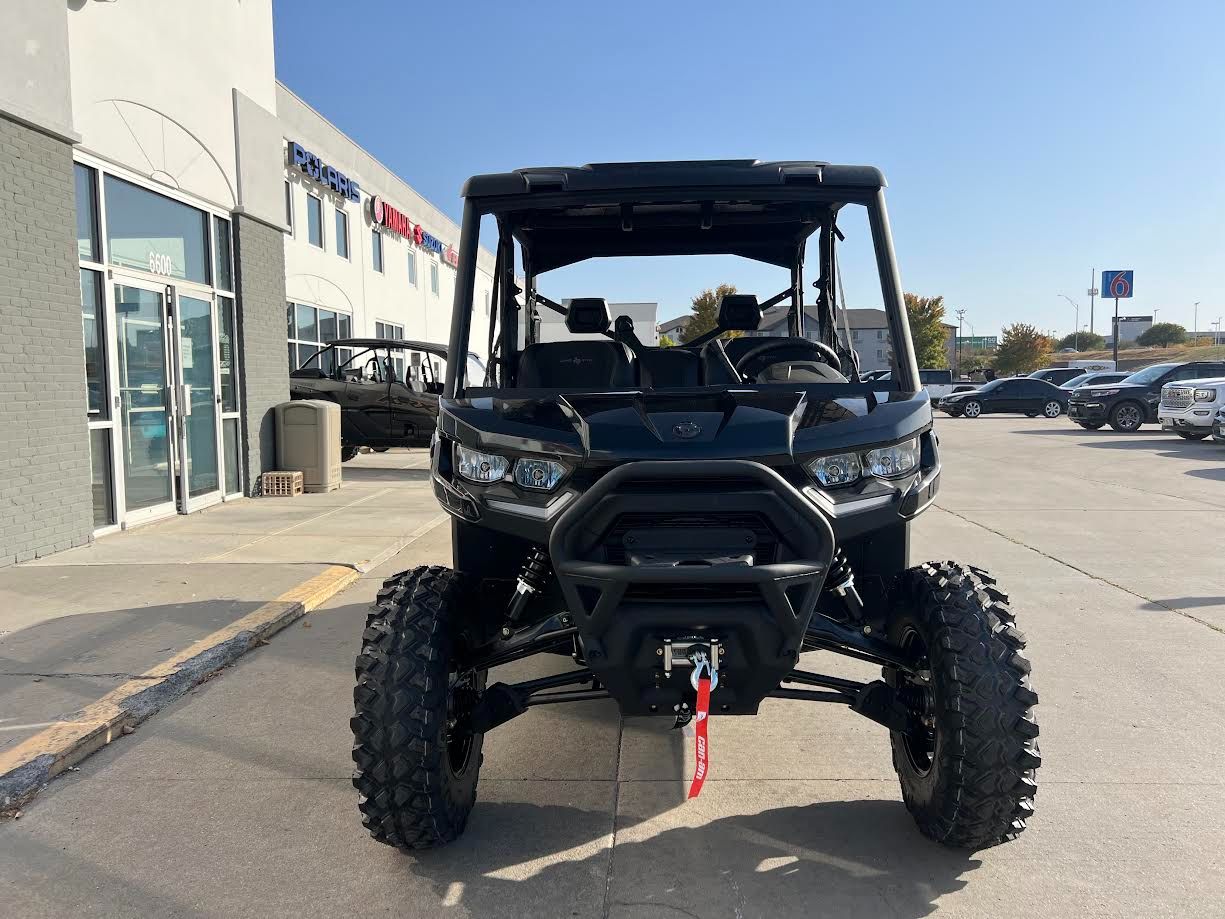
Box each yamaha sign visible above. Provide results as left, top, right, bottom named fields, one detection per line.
left=371, top=195, right=459, bottom=268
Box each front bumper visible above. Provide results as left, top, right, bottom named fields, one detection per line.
left=1068, top=401, right=1107, bottom=422
left=1159, top=407, right=1216, bottom=431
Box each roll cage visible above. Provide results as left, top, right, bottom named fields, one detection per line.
left=444, top=160, right=919, bottom=396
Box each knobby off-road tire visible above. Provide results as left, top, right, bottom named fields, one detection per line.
left=887, top=562, right=1040, bottom=848
left=351, top=566, right=486, bottom=849
left=341, top=445, right=360, bottom=463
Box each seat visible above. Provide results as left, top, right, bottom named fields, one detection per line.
left=639, top=348, right=701, bottom=387
left=516, top=297, right=635, bottom=389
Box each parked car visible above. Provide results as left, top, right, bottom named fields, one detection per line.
left=1214, top=405, right=1225, bottom=443
left=1059, top=370, right=1130, bottom=391
left=1029, top=367, right=1088, bottom=386
left=1067, top=360, right=1225, bottom=432
left=290, top=338, right=485, bottom=460
left=1158, top=376, right=1225, bottom=440
left=937, top=377, right=1068, bottom=418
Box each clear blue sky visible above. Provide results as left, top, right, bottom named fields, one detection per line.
left=274, top=0, right=1225, bottom=338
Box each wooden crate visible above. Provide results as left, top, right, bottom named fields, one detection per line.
left=261, top=470, right=304, bottom=497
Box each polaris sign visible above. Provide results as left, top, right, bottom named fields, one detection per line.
left=287, top=141, right=361, bottom=202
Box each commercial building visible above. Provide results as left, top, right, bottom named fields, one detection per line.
left=753, top=305, right=895, bottom=373
left=1, top=1, right=492, bottom=566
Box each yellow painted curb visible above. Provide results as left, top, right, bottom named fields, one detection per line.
left=0, top=564, right=360, bottom=814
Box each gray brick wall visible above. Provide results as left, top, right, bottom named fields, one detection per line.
left=0, top=115, right=94, bottom=566
left=233, top=214, right=288, bottom=494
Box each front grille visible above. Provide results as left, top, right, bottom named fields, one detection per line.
left=602, top=511, right=779, bottom=565
left=1162, top=387, right=1194, bottom=409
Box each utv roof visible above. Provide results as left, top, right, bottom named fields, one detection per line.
left=462, top=160, right=886, bottom=198
left=462, top=161, right=888, bottom=271
left=328, top=338, right=447, bottom=356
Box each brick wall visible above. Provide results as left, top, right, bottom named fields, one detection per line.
left=0, top=116, right=94, bottom=566
left=233, top=214, right=288, bottom=494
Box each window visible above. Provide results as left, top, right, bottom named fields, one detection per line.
left=218, top=296, right=238, bottom=413
left=214, top=216, right=233, bottom=291
left=287, top=302, right=352, bottom=372
left=407, top=250, right=417, bottom=286
left=429, top=261, right=439, bottom=295
left=306, top=194, right=323, bottom=248
left=285, top=181, right=293, bottom=233
left=75, top=164, right=99, bottom=262
left=371, top=229, right=384, bottom=272
left=80, top=269, right=107, bottom=417
left=104, top=175, right=210, bottom=282
left=335, top=208, right=349, bottom=259
left=852, top=329, right=860, bottom=341
left=877, top=349, right=884, bottom=360
left=877, top=330, right=884, bottom=340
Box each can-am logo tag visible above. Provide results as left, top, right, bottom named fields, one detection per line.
left=672, top=422, right=702, bottom=439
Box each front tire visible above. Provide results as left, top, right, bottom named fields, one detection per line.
left=1176, top=430, right=1209, bottom=441
left=351, top=566, right=486, bottom=849
left=962, top=400, right=983, bottom=418
left=887, top=562, right=1040, bottom=849
left=341, top=445, right=360, bottom=462
left=1109, top=401, right=1145, bottom=432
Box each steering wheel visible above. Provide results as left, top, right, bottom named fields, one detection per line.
left=733, top=339, right=842, bottom=381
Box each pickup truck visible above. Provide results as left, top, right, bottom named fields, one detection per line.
left=1158, top=376, right=1225, bottom=441
left=876, top=368, right=976, bottom=399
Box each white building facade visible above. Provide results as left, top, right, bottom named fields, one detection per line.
left=0, top=0, right=491, bottom=564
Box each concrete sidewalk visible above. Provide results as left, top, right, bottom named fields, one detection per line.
left=0, top=449, right=443, bottom=781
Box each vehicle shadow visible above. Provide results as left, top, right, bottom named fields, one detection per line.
left=406, top=798, right=978, bottom=918
left=341, top=467, right=432, bottom=483
left=1186, top=466, right=1225, bottom=482
left=1140, top=596, right=1225, bottom=611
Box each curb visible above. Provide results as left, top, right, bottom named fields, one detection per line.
left=0, top=564, right=360, bottom=816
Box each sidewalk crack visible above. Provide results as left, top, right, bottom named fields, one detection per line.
left=0, top=671, right=161, bottom=680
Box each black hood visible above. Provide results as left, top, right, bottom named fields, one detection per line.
left=438, top=388, right=931, bottom=464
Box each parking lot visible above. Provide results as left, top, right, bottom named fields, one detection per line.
left=3, top=422, right=1225, bottom=918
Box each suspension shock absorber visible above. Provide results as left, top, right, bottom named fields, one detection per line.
left=504, top=547, right=552, bottom=631
left=825, top=548, right=865, bottom=621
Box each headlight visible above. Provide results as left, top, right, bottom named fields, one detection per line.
left=514, top=457, right=567, bottom=491
left=1092, top=389, right=1120, bottom=397
left=455, top=444, right=508, bottom=483
left=807, top=452, right=862, bottom=487
left=865, top=437, right=920, bottom=478
left=1194, top=388, right=1217, bottom=402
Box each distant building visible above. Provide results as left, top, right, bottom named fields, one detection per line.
left=1106, top=315, right=1153, bottom=346
left=750, top=306, right=894, bottom=372
left=539, top=301, right=659, bottom=345
left=943, top=323, right=958, bottom=372
left=658, top=315, right=692, bottom=342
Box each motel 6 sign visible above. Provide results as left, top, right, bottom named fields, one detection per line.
left=1102, top=270, right=1134, bottom=299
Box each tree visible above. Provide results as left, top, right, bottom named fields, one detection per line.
left=1055, top=331, right=1105, bottom=352
left=903, top=292, right=948, bottom=368
left=993, top=323, right=1052, bottom=375
left=680, top=284, right=737, bottom=343
left=1136, top=322, right=1187, bottom=347
left=658, top=333, right=677, bottom=347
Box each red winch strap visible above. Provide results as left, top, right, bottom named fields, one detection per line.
left=687, top=675, right=711, bottom=798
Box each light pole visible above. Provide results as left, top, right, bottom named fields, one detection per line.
left=1058, top=294, right=1080, bottom=350
left=1214, top=318, right=1222, bottom=347
left=955, top=308, right=966, bottom=376
left=1194, top=301, right=1200, bottom=343
left=1088, top=268, right=1098, bottom=334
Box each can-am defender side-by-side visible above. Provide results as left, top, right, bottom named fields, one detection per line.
left=350, top=160, right=1040, bottom=850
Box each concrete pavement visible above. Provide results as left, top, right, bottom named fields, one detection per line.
left=3, top=419, right=1225, bottom=917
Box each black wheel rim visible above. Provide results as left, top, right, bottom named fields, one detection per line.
left=898, top=627, right=937, bottom=776
left=445, top=672, right=478, bottom=775
left=1118, top=405, right=1140, bottom=429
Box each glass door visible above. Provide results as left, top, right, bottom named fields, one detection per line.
left=113, top=279, right=177, bottom=522
left=173, top=293, right=223, bottom=510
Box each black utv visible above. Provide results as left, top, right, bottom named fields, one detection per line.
left=350, top=160, right=1040, bottom=851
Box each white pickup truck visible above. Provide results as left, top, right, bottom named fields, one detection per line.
left=1158, top=376, right=1225, bottom=441
left=876, top=369, right=976, bottom=399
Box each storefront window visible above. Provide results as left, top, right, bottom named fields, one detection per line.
left=372, top=229, right=384, bottom=272
left=430, top=261, right=439, bottom=295
left=89, top=428, right=115, bottom=527
left=223, top=417, right=241, bottom=496
left=81, top=269, right=107, bottom=417
left=407, top=250, right=417, bottom=287
left=104, top=175, right=210, bottom=283
left=214, top=216, right=233, bottom=291
left=218, top=296, right=237, bottom=413
left=75, top=164, right=99, bottom=262
left=287, top=301, right=352, bottom=371
left=335, top=209, right=349, bottom=259
left=307, top=194, right=323, bottom=248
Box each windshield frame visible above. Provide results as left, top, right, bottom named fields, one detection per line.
left=445, top=183, right=918, bottom=397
